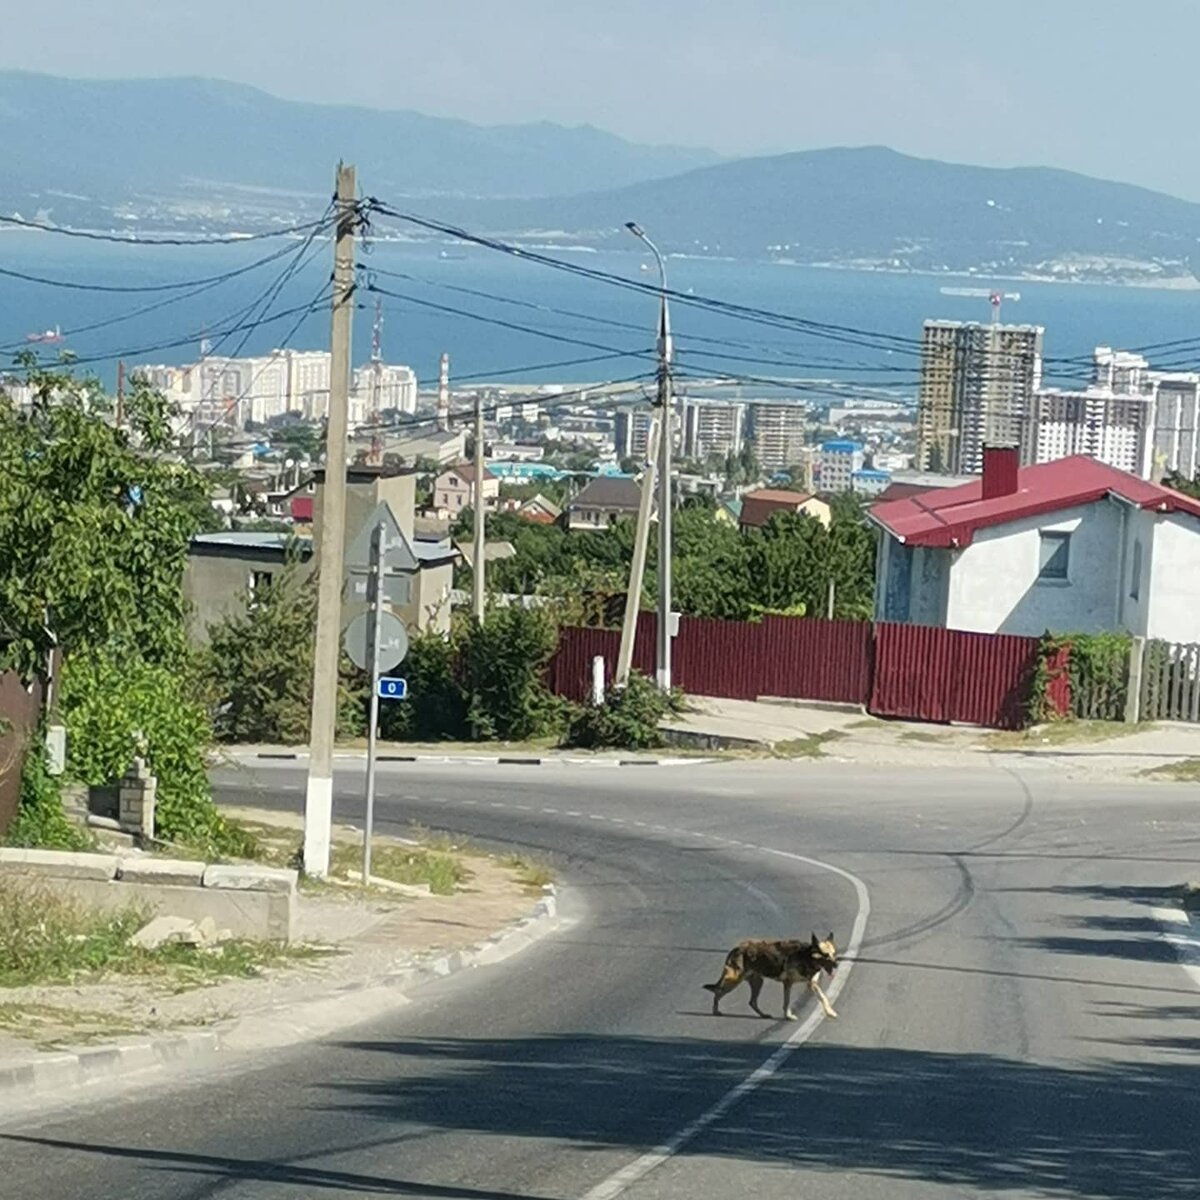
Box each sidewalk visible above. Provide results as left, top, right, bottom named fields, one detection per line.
left=0, top=810, right=559, bottom=1107
left=662, top=696, right=1200, bottom=781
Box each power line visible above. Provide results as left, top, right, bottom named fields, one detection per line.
left=0, top=212, right=334, bottom=246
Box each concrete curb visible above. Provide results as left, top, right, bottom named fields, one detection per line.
left=1153, top=900, right=1200, bottom=991
left=245, top=750, right=707, bottom=768
left=0, top=887, right=562, bottom=1104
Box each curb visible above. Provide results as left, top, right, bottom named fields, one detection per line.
left=1152, top=900, right=1200, bottom=992
left=245, top=751, right=707, bottom=768
left=0, top=887, right=561, bottom=1105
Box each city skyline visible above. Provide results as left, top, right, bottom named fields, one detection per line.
left=6, top=1, right=1200, bottom=200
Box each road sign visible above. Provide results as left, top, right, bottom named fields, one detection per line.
left=344, top=502, right=418, bottom=574
left=377, top=676, right=408, bottom=700
left=343, top=610, right=409, bottom=673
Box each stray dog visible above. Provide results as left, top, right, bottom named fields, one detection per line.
left=703, top=932, right=839, bottom=1020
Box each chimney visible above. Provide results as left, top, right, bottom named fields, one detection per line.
left=981, top=445, right=1019, bottom=500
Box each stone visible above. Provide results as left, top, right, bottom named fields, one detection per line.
left=202, top=864, right=298, bottom=894
left=116, top=857, right=206, bottom=887
left=0, top=847, right=118, bottom=881
left=129, top=916, right=204, bottom=951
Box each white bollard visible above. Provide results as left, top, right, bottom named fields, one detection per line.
left=591, top=655, right=606, bottom=706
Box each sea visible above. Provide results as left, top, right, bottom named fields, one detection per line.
left=4, top=230, right=1200, bottom=400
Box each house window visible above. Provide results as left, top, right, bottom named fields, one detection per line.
left=1130, top=539, right=1142, bottom=601
left=1038, top=531, right=1070, bottom=582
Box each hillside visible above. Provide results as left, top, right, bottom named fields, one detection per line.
left=0, top=72, right=718, bottom=225
left=424, top=146, right=1200, bottom=285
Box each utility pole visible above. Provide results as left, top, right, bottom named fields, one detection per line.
left=625, top=221, right=674, bottom=690
left=615, top=416, right=659, bottom=687
left=303, top=162, right=357, bottom=879
left=472, top=392, right=486, bottom=621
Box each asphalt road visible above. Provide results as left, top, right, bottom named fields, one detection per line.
left=3, top=757, right=1200, bottom=1200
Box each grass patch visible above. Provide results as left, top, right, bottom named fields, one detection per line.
left=899, top=729, right=950, bottom=744
left=983, top=720, right=1146, bottom=751
left=1141, top=758, right=1200, bottom=782
left=329, top=842, right=468, bottom=895
left=0, top=880, right=328, bottom=989
left=846, top=717, right=887, bottom=730
left=503, top=854, right=554, bottom=893
left=771, top=730, right=846, bottom=759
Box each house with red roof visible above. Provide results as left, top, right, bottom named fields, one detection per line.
left=869, top=447, right=1200, bottom=642
left=738, top=487, right=831, bottom=531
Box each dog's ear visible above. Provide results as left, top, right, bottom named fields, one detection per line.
left=810, top=932, right=819, bottom=947
left=827, top=931, right=835, bottom=943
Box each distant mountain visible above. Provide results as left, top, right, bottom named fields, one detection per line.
left=0, top=72, right=719, bottom=221
left=426, top=146, right=1200, bottom=286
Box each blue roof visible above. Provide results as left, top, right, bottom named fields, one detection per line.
left=821, top=440, right=863, bottom=453
left=852, top=468, right=891, bottom=480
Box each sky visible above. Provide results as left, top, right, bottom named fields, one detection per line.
left=3, top=0, right=1199, bottom=198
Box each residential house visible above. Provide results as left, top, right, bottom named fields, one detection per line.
left=516, top=494, right=562, bottom=525
left=185, top=464, right=459, bottom=642
left=850, top=468, right=892, bottom=497
left=738, top=488, right=832, bottom=532
left=434, top=463, right=500, bottom=514
left=869, top=447, right=1200, bottom=643
left=563, top=477, right=643, bottom=531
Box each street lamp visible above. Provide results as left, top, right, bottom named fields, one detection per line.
left=625, top=220, right=674, bottom=691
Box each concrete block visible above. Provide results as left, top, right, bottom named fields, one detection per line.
left=0, top=847, right=118, bottom=881
left=203, top=864, right=298, bottom=894
left=117, top=856, right=206, bottom=887
left=129, top=915, right=205, bottom=950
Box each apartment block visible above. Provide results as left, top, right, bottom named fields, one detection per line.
left=683, top=398, right=744, bottom=460
left=916, top=320, right=1044, bottom=474
left=750, top=402, right=807, bottom=472
left=1033, top=386, right=1155, bottom=478
left=819, top=439, right=865, bottom=492
left=615, top=408, right=656, bottom=460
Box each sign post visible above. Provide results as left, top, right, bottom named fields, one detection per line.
left=363, top=522, right=385, bottom=886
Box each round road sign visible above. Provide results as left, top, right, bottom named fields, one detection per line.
left=343, top=611, right=409, bottom=673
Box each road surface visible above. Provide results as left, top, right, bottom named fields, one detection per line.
left=2, top=757, right=1199, bottom=1200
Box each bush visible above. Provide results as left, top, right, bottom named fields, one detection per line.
left=565, top=671, right=671, bottom=750
left=459, top=607, right=563, bottom=741
left=5, top=734, right=90, bottom=850
left=61, top=646, right=253, bottom=856
left=377, top=630, right=468, bottom=741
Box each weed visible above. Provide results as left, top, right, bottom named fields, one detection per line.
left=771, top=730, right=846, bottom=759
left=503, top=854, right=554, bottom=893
left=899, top=729, right=948, bottom=744
left=984, top=720, right=1144, bottom=751
left=330, top=843, right=467, bottom=895
left=1141, top=758, right=1200, bottom=782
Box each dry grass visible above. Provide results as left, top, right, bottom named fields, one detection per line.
left=502, top=854, right=555, bottom=893
left=771, top=730, right=846, bottom=759
left=1141, top=758, right=1200, bottom=783
left=982, top=720, right=1146, bottom=751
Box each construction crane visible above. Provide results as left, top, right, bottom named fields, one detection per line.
left=939, top=286, right=1021, bottom=323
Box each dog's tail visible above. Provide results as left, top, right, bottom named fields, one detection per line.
left=702, top=951, right=744, bottom=993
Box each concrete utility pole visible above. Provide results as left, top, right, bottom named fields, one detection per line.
left=615, top=415, right=659, bottom=687
left=303, top=162, right=357, bottom=879
left=625, top=221, right=674, bottom=690
left=472, top=392, right=486, bottom=621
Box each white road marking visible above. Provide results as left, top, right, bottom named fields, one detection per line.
left=580, top=845, right=870, bottom=1200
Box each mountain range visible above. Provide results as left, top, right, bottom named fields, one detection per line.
left=3, top=72, right=1200, bottom=287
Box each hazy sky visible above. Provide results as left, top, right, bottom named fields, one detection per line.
left=5, top=0, right=1198, bottom=197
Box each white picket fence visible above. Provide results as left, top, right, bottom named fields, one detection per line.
left=1139, top=640, right=1200, bottom=724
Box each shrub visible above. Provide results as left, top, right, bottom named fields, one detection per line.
left=61, top=646, right=252, bottom=856
left=459, top=607, right=563, bottom=741
left=5, top=733, right=90, bottom=850
left=565, top=671, right=671, bottom=750
left=377, top=630, right=468, bottom=741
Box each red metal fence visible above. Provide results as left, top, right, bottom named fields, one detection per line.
left=0, top=668, right=43, bottom=837
left=548, top=613, right=873, bottom=706
left=869, top=623, right=1040, bottom=731
left=550, top=615, right=1043, bottom=730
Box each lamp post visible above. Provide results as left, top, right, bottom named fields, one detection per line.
left=625, top=221, right=673, bottom=690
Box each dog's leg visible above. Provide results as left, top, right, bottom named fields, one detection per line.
left=782, top=979, right=796, bottom=1020
left=808, top=976, right=838, bottom=1019
left=746, top=973, right=767, bottom=1018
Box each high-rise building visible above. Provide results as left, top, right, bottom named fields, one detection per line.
left=916, top=320, right=1044, bottom=474
left=682, top=398, right=744, bottom=460
left=1032, top=386, right=1155, bottom=478
left=750, top=403, right=807, bottom=472
left=1151, top=372, right=1200, bottom=480
left=1093, top=346, right=1150, bottom=393
left=615, top=408, right=656, bottom=460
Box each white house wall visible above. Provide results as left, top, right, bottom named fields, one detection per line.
left=944, top=500, right=1121, bottom=636
left=1116, top=505, right=1155, bottom=638
left=1146, top=512, right=1200, bottom=644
